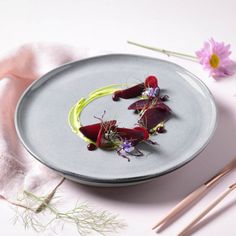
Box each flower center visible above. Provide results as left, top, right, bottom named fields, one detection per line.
left=210, top=54, right=220, bottom=68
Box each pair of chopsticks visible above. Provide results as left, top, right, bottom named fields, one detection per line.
left=152, top=158, right=236, bottom=235
left=178, top=183, right=236, bottom=235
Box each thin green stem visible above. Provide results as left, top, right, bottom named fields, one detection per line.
left=23, top=191, right=58, bottom=215
left=35, top=177, right=65, bottom=213
left=127, top=40, right=198, bottom=61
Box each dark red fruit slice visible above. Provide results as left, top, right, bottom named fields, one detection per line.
left=144, top=75, right=158, bottom=88
left=155, top=102, right=171, bottom=112
left=79, top=120, right=116, bottom=142
left=116, top=127, right=149, bottom=141
left=139, top=108, right=170, bottom=131
left=96, top=126, right=116, bottom=149
left=113, top=83, right=144, bottom=100
left=128, top=99, right=150, bottom=110
left=128, top=99, right=171, bottom=112
left=133, top=126, right=149, bottom=140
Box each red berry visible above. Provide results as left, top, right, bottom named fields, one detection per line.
left=144, top=75, right=158, bottom=88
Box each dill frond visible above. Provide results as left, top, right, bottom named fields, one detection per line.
left=7, top=188, right=126, bottom=235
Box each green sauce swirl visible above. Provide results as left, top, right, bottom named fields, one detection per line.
left=68, top=84, right=124, bottom=143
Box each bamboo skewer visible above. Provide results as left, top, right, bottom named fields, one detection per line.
left=152, top=158, right=236, bottom=230
left=178, top=183, right=236, bottom=236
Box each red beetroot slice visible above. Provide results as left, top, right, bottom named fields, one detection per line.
left=116, top=127, right=149, bottom=141
left=155, top=102, right=171, bottom=112
left=96, top=126, right=116, bottom=149
left=113, top=83, right=144, bottom=99
left=128, top=99, right=150, bottom=110
left=96, top=126, right=149, bottom=149
left=133, top=126, right=149, bottom=140
left=79, top=120, right=116, bottom=142
left=128, top=99, right=171, bottom=112
left=139, top=108, right=170, bottom=131
left=144, top=75, right=158, bottom=88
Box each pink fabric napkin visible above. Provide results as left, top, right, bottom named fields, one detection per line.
left=0, top=43, right=85, bottom=200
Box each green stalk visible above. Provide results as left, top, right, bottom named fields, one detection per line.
left=23, top=191, right=58, bottom=215
left=127, top=40, right=198, bottom=60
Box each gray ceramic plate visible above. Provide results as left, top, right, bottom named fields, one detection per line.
left=15, top=54, right=217, bottom=186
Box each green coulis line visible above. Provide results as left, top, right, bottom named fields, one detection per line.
left=68, top=84, right=125, bottom=143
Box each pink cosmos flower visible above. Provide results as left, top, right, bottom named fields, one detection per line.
left=196, top=38, right=235, bottom=79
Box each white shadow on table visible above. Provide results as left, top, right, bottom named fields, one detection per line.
left=67, top=96, right=236, bottom=205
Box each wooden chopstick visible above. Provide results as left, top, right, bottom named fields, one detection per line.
left=152, top=158, right=236, bottom=230
left=178, top=183, right=236, bottom=236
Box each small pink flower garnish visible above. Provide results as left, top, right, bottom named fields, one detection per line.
left=196, top=38, right=235, bottom=79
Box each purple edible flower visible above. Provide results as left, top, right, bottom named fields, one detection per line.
left=122, top=140, right=133, bottom=152
left=143, top=87, right=160, bottom=98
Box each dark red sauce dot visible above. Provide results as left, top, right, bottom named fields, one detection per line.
left=87, top=143, right=97, bottom=151
left=157, top=126, right=166, bottom=133
left=112, top=94, right=120, bottom=101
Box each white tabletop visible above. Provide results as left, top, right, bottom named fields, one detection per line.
left=1, top=0, right=236, bottom=235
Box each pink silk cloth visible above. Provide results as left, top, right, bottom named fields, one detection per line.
left=0, top=43, right=86, bottom=200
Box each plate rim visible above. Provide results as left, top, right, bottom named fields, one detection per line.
left=15, top=53, right=218, bottom=185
